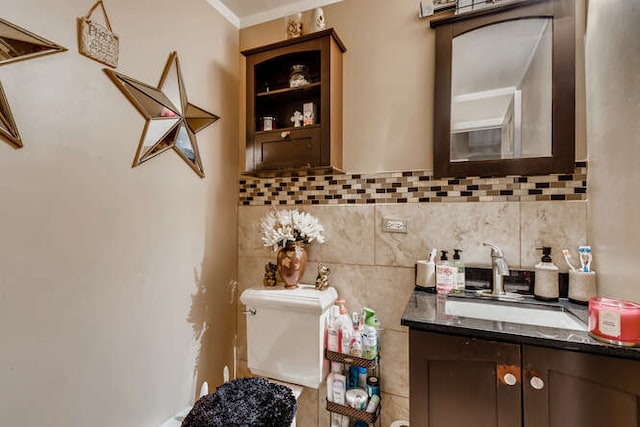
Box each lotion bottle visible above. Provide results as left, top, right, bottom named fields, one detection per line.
left=436, top=250, right=456, bottom=294
left=534, top=246, right=559, bottom=301
left=453, top=249, right=465, bottom=293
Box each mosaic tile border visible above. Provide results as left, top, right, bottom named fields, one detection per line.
left=239, top=162, right=587, bottom=206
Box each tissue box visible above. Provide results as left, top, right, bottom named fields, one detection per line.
left=589, top=297, right=640, bottom=347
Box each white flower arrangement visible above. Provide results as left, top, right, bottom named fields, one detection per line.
left=260, top=209, right=326, bottom=251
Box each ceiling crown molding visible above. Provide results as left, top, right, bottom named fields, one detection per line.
left=205, top=0, right=240, bottom=28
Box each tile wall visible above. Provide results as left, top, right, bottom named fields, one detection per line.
left=236, top=163, right=588, bottom=425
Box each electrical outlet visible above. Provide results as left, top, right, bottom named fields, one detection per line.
left=382, top=218, right=408, bottom=233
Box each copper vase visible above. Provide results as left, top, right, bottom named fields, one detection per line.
left=277, top=242, right=307, bottom=289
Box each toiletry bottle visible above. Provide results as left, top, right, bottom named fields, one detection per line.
left=349, top=312, right=363, bottom=357
left=362, top=308, right=378, bottom=359
left=326, top=305, right=342, bottom=372
left=436, top=250, right=456, bottom=294
left=534, top=246, right=559, bottom=301
left=453, top=249, right=465, bottom=293
left=335, top=300, right=353, bottom=355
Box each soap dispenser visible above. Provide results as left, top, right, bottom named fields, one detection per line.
left=436, top=250, right=456, bottom=294
left=452, top=249, right=465, bottom=293
left=534, top=246, right=559, bottom=301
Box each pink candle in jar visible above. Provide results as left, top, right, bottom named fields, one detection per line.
left=589, top=297, right=640, bottom=346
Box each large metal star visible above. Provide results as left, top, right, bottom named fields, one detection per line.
left=104, top=51, right=219, bottom=178
left=0, top=17, right=67, bottom=149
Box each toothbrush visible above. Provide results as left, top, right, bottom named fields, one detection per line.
left=578, top=246, right=592, bottom=272
left=428, top=248, right=437, bottom=263
left=584, top=246, right=592, bottom=272
left=562, top=249, right=578, bottom=272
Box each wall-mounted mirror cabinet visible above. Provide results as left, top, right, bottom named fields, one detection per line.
left=431, top=0, right=575, bottom=178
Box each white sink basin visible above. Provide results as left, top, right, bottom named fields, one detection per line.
left=444, top=299, right=586, bottom=331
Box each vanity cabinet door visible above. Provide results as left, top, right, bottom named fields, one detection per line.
left=523, top=345, right=640, bottom=427
left=409, top=330, right=522, bottom=427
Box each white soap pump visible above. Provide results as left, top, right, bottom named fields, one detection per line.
left=534, top=246, right=559, bottom=301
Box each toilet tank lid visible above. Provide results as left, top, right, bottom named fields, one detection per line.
left=240, top=285, right=338, bottom=313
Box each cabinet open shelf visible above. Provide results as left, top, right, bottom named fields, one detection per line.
left=256, top=124, right=321, bottom=135
left=257, top=82, right=321, bottom=97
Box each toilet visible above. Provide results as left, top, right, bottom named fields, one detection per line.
left=240, top=284, right=338, bottom=426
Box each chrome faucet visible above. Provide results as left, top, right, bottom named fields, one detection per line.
left=483, top=242, right=510, bottom=296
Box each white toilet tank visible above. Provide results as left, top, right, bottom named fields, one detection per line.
left=240, top=284, right=338, bottom=389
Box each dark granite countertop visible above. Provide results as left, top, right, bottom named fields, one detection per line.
left=401, top=289, right=640, bottom=361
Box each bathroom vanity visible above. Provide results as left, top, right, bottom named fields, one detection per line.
left=402, top=291, right=640, bottom=427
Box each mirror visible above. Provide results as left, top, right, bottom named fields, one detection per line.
left=104, top=52, right=219, bottom=178
left=0, top=17, right=67, bottom=65
left=432, top=0, right=575, bottom=177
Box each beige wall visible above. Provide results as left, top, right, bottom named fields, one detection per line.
left=0, top=1, right=238, bottom=426
left=240, top=0, right=587, bottom=174
left=586, top=0, right=640, bottom=301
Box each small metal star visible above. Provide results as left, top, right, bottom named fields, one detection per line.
left=104, top=51, right=219, bottom=178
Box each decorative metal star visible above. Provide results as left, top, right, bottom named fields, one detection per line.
left=0, top=17, right=67, bottom=148
left=104, top=51, right=219, bottom=178
left=0, top=81, right=21, bottom=148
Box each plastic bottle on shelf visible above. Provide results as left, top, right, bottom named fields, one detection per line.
left=349, top=311, right=363, bottom=357
left=334, top=300, right=354, bottom=354
left=326, top=305, right=342, bottom=372
left=362, top=307, right=379, bottom=360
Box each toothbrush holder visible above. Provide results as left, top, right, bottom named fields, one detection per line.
left=416, top=260, right=436, bottom=289
left=568, top=270, right=597, bottom=304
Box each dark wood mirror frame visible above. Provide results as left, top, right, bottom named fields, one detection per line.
left=431, top=0, right=575, bottom=178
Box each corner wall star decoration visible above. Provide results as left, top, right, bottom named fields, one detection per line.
left=0, top=17, right=67, bottom=148
left=0, top=81, right=21, bottom=148
left=104, top=51, right=219, bottom=178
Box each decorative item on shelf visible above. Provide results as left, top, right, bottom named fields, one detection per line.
left=104, top=51, right=220, bottom=178
left=311, top=8, right=326, bottom=32
left=260, top=209, right=325, bottom=289
left=263, top=262, right=278, bottom=287
left=77, top=0, right=119, bottom=68
left=303, top=102, right=316, bottom=126
left=289, top=64, right=309, bottom=88
left=284, top=11, right=303, bottom=39
left=261, top=116, right=277, bottom=131
left=290, top=110, right=303, bottom=127
left=315, top=263, right=331, bottom=291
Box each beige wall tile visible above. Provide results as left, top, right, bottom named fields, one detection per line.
left=379, top=330, right=409, bottom=398
left=380, top=392, right=410, bottom=427
left=238, top=206, right=272, bottom=258
left=375, top=203, right=521, bottom=268
left=520, top=201, right=588, bottom=271
left=237, top=255, right=276, bottom=289
left=327, top=264, right=415, bottom=333
left=304, top=205, right=376, bottom=266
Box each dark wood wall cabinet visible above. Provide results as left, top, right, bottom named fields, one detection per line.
left=409, top=330, right=640, bottom=427
left=242, top=29, right=346, bottom=176
left=430, top=0, right=575, bottom=178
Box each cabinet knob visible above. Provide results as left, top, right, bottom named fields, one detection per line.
left=530, top=376, right=545, bottom=390
left=503, top=373, right=517, bottom=386
left=281, top=131, right=291, bottom=138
